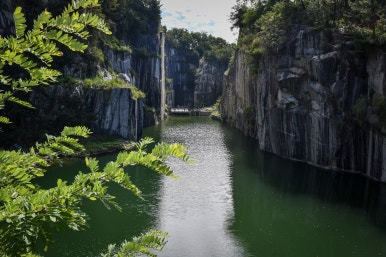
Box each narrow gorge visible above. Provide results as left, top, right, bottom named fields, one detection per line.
left=1, top=0, right=385, bottom=183
left=0, top=1, right=231, bottom=147
left=2, top=1, right=386, bottom=256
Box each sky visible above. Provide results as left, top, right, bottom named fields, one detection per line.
left=160, top=0, right=239, bottom=43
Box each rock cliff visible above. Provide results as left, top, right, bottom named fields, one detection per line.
left=194, top=59, right=226, bottom=107
left=0, top=0, right=161, bottom=145
left=221, top=28, right=386, bottom=182
left=165, top=48, right=227, bottom=108
left=164, top=29, right=232, bottom=108
left=27, top=85, right=143, bottom=141
left=165, top=47, right=197, bottom=107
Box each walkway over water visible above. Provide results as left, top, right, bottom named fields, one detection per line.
left=169, top=107, right=210, bottom=116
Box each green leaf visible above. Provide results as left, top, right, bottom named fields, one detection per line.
left=7, top=96, right=35, bottom=109
left=86, top=157, right=99, bottom=173
left=14, top=7, right=27, bottom=38
left=33, top=10, right=52, bottom=31
left=0, top=116, right=11, bottom=124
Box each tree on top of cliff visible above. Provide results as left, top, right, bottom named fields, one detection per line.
left=165, top=28, right=233, bottom=67
left=99, top=0, right=161, bottom=43
left=3, top=0, right=162, bottom=78
left=230, top=0, right=386, bottom=69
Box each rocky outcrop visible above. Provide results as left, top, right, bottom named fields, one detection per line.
left=165, top=48, right=227, bottom=108
left=130, top=42, right=161, bottom=111
left=0, top=1, right=162, bottom=146
left=165, top=47, right=197, bottom=107
left=221, top=28, right=386, bottom=182
left=27, top=85, right=143, bottom=141
left=194, top=59, right=226, bottom=107
left=104, top=41, right=161, bottom=115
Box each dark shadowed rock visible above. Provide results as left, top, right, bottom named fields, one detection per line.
left=221, top=28, right=386, bottom=182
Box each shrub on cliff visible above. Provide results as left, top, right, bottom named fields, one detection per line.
left=231, top=0, right=386, bottom=53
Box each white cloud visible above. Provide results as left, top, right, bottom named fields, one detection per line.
left=160, top=0, right=239, bottom=43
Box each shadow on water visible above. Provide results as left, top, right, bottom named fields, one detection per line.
left=36, top=117, right=386, bottom=257
left=37, top=155, right=162, bottom=257
left=223, top=124, right=386, bottom=256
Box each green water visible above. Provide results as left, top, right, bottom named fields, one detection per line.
left=42, top=117, right=386, bottom=256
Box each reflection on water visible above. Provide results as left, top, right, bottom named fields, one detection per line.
left=225, top=124, right=386, bottom=257
left=41, top=116, right=386, bottom=257
left=154, top=118, right=245, bottom=257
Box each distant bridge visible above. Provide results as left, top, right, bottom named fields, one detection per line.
left=169, top=107, right=210, bottom=116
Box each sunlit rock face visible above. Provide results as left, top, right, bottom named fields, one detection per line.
left=0, top=1, right=162, bottom=143
left=221, top=28, right=386, bottom=181
left=28, top=85, right=143, bottom=140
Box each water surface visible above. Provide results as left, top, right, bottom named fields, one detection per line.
left=43, top=117, right=386, bottom=256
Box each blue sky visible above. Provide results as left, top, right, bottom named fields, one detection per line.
left=160, top=0, right=239, bottom=43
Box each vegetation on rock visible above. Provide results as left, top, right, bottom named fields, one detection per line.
left=165, top=28, right=234, bottom=67
left=231, top=0, right=386, bottom=56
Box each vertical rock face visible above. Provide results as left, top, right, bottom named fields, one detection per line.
left=165, top=48, right=227, bottom=108
left=194, top=59, right=226, bottom=107
left=165, top=47, right=197, bottom=107
left=1, top=0, right=162, bottom=145
left=221, top=29, right=386, bottom=181
left=104, top=37, right=161, bottom=128
left=28, top=85, right=143, bottom=141
left=0, top=0, right=14, bottom=37
left=91, top=88, right=143, bottom=140
left=129, top=34, right=161, bottom=112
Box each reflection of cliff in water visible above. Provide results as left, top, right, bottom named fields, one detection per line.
left=225, top=124, right=386, bottom=229
left=258, top=153, right=386, bottom=229
left=225, top=126, right=386, bottom=256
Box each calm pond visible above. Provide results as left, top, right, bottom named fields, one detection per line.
left=42, top=116, right=386, bottom=256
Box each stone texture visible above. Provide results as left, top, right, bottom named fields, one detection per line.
left=194, top=59, right=225, bottom=107
left=165, top=47, right=197, bottom=107
left=28, top=85, right=144, bottom=140
left=165, top=47, right=227, bottom=108
left=221, top=28, right=386, bottom=182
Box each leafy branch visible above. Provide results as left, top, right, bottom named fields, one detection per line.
left=0, top=129, right=190, bottom=256
left=0, top=1, right=190, bottom=257
left=0, top=0, right=111, bottom=126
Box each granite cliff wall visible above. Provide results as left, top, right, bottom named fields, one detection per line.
left=194, top=59, right=226, bottom=107
left=165, top=47, right=196, bottom=107
left=0, top=1, right=161, bottom=145
left=221, top=29, right=386, bottom=181
left=165, top=47, right=227, bottom=108
left=27, top=85, right=143, bottom=141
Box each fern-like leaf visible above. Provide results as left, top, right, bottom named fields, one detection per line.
left=61, top=126, right=92, bottom=137
left=13, top=7, right=27, bottom=38
left=101, top=230, right=168, bottom=257
left=0, top=116, right=11, bottom=124
left=7, top=96, right=35, bottom=109
left=33, top=9, right=52, bottom=31
left=85, top=157, right=99, bottom=173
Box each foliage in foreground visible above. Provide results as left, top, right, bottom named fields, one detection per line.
left=0, top=1, right=190, bottom=256
left=0, top=0, right=111, bottom=126
left=101, top=230, right=168, bottom=257
left=0, top=128, right=190, bottom=256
